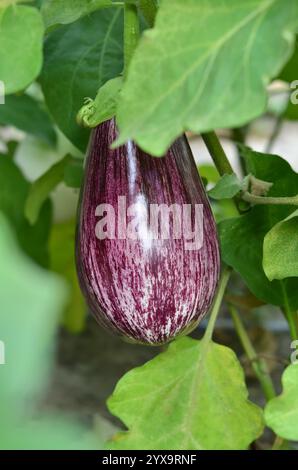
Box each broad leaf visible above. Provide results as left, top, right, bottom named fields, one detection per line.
left=0, top=157, right=52, bottom=266
left=263, top=214, right=298, bottom=281
left=0, top=213, right=96, bottom=450
left=265, top=365, right=298, bottom=440
left=108, top=337, right=263, bottom=450
left=49, top=220, right=86, bottom=333
left=25, top=155, right=70, bottom=225
left=115, top=0, right=298, bottom=156
left=0, top=5, right=44, bottom=94
left=219, top=149, right=298, bottom=309
left=208, top=174, right=241, bottom=200
left=41, top=0, right=113, bottom=29
left=41, top=9, right=123, bottom=151
left=0, top=93, right=56, bottom=146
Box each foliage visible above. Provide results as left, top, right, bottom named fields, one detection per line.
left=0, top=0, right=298, bottom=451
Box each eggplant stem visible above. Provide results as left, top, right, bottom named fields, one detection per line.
left=139, top=0, right=158, bottom=28
left=203, top=266, right=231, bottom=344
left=201, top=131, right=234, bottom=176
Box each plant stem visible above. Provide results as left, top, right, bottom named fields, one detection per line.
left=139, top=0, right=157, bottom=27
left=201, top=131, right=234, bottom=176
left=123, top=3, right=140, bottom=80
left=282, top=305, right=298, bottom=342
left=229, top=305, right=276, bottom=401
left=242, top=192, right=298, bottom=206
left=203, top=267, right=231, bottom=343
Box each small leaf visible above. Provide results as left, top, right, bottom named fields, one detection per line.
left=49, top=220, right=86, bottom=333
left=208, top=173, right=241, bottom=200
left=263, top=214, right=298, bottom=281
left=77, top=76, right=123, bottom=128
left=25, top=155, right=70, bottom=225
left=0, top=5, right=44, bottom=94
left=108, top=337, right=263, bottom=450
left=41, top=0, right=113, bottom=29
left=265, top=365, right=298, bottom=440
left=0, top=93, right=57, bottom=146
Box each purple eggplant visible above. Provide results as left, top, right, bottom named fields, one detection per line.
left=76, top=119, right=220, bottom=345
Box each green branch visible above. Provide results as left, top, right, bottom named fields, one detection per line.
left=229, top=305, right=276, bottom=401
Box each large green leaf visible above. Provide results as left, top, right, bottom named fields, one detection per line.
left=0, top=156, right=52, bottom=266
left=41, top=0, right=114, bottom=29
left=0, top=94, right=56, bottom=146
left=0, top=213, right=96, bottom=450
left=49, top=220, right=86, bottom=334
left=265, top=365, right=298, bottom=440
left=263, top=214, right=298, bottom=281
left=219, top=149, right=298, bottom=309
left=115, top=0, right=298, bottom=156
left=0, top=5, right=44, bottom=94
left=41, top=9, right=123, bottom=151
left=108, top=337, right=263, bottom=450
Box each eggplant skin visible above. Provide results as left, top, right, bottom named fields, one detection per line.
left=76, top=119, right=220, bottom=345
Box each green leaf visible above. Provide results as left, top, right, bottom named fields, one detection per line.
left=263, top=213, right=298, bottom=281
left=108, top=337, right=263, bottom=450
left=0, top=5, right=44, bottom=94
left=41, top=9, right=123, bottom=151
left=0, top=213, right=96, bottom=450
left=0, top=212, right=67, bottom=405
left=41, top=0, right=114, bottom=29
left=77, top=76, right=123, bottom=128
left=208, top=173, right=241, bottom=200
left=0, top=156, right=52, bottom=266
left=265, top=365, right=298, bottom=440
left=49, top=220, right=86, bottom=334
left=279, top=37, right=298, bottom=82
left=115, top=0, right=298, bottom=156
left=219, top=149, right=298, bottom=309
left=0, top=94, right=57, bottom=146
left=63, top=157, right=84, bottom=188
left=198, top=164, right=220, bottom=185
left=25, top=155, right=70, bottom=225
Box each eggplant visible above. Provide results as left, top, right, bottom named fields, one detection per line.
left=76, top=119, right=220, bottom=345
